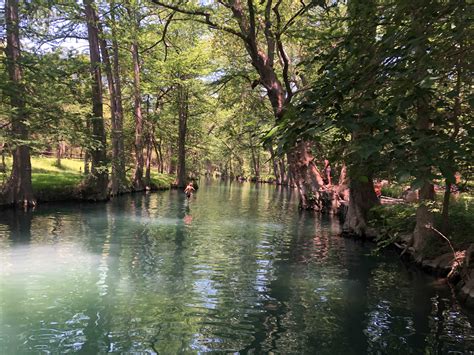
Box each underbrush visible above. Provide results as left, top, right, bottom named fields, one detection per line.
left=150, top=172, right=175, bottom=189
left=381, top=185, right=405, bottom=198
left=368, top=204, right=417, bottom=249
left=368, top=195, right=474, bottom=255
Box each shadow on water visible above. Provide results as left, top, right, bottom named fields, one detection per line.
left=0, top=209, right=33, bottom=244
left=0, top=181, right=474, bottom=353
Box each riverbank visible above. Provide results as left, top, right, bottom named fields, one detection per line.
left=1, top=180, right=473, bottom=353
left=3, top=161, right=473, bottom=307
left=0, top=157, right=175, bottom=206
left=366, top=197, right=474, bottom=307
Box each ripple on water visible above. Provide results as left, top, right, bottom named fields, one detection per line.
left=1, top=182, right=474, bottom=353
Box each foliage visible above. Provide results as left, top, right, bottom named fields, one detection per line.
left=150, top=172, right=175, bottom=189
left=435, top=195, right=474, bottom=248
left=368, top=204, right=417, bottom=250
left=1, top=0, right=472, bottom=252
left=380, top=185, right=405, bottom=199
left=369, top=195, right=474, bottom=254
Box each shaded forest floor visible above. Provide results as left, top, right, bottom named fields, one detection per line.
left=368, top=193, right=474, bottom=255
left=1, top=156, right=175, bottom=203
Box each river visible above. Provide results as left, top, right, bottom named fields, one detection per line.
left=1, top=180, right=473, bottom=353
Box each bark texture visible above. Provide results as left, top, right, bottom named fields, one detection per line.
left=343, top=176, right=379, bottom=236
left=411, top=6, right=436, bottom=255
left=341, top=0, right=380, bottom=235
left=176, top=85, right=188, bottom=188
left=98, top=4, right=127, bottom=195
left=131, top=40, right=145, bottom=191
left=2, top=0, right=36, bottom=207
left=82, top=0, right=109, bottom=201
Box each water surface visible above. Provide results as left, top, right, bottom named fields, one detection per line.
left=1, top=181, right=473, bottom=353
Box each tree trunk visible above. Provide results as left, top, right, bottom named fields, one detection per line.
left=441, top=46, right=463, bottom=235
left=287, top=141, right=326, bottom=210
left=279, top=157, right=287, bottom=185
left=1, top=143, right=6, bottom=174
left=144, top=95, right=153, bottom=188
left=111, top=1, right=126, bottom=192
left=411, top=7, right=436, bottom=256
left=269, top=145, right=281, bottom=184
left=56, top=143, right=62, bottom=167
left=343, top=175, right=379, bottom=236
left=341, top=0, right=379, bottom=234
left=167, top=144, right=175, bottom=175
left=176, top=84, right=188, bottom=188
left=250, top=139, right=259, bottom=180
left=131, top=40, right=145, bottom=191
left=413, top=182, right=435, bottom=253
left=2, top=0, right=36, bottom=207
left=98, top=6, right=126, bottom=195
left=441, top=181, right=451, bottom=234
left=83, top=150, right=90, bottom=175
left=286, top=154, right=294, bottom=187
left=82, top=0, right=109, bottom=201
left=144, top=135, right=153, bottom=188
left=226, top=0, right=322, bottom=207
left=152, top=136, right=163, bottom=174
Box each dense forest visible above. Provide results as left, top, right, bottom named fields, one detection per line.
left=1, top=0, right=472, bottom=258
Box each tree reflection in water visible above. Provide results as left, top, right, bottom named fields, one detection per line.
left=0, top=182, right=473, bottom=353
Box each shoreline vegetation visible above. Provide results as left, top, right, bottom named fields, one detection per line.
left=2, top=156, right=473, bottom=307
left=1, top=0, right=472, bottom=334
left=0, top=156, right=176, bottom=205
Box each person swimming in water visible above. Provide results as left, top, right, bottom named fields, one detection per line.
left=184, top=182, right=195, bottom=199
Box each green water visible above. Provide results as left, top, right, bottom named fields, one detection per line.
left=1, top=181, right=473, bottom=354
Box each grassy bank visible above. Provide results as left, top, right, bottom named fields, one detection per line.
left=1, top=156, right=175, bottom=203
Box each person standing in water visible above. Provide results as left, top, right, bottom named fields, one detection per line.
left=184, top=182, right=195, bottom=199
left=323, top=159, right=332, bottom=186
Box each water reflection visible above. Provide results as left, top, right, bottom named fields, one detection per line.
left=0, top=181, right=473, bottom=353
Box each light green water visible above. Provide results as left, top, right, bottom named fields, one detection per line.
left=0, top=180, right=473, bottom=353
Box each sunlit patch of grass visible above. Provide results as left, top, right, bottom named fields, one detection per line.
left=31, top=157, right=84, bottom=174
left=32, top=173, right=83, bottom=201
left=4, top=156, right=84, bottom=175
left=150, top=171, right=175, bottom=189
left=32, top=173, right=82, bottom=190
left=2, top=156, right=175, bottom=199
left=3, top=156, right=84, bottom=200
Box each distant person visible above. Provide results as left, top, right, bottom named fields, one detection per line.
left=323, top=159, right=332, bottom=186
left=184, top=182, right=195, bottom=199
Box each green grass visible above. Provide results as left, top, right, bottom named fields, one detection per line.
left=3, top=157, right=84, bottom=199
left=32, top=172, right=83, bottom=201
left=150, top=171, right=176, bottom=189
left=381, top=184, right=405, bottom=198
left=31, top=157, right=84, bottom=174
left=259, top=173, right=277, bottom=182
left=2, top=156, right=175, bottom=201
left=8, top=157, right=83, bottom=201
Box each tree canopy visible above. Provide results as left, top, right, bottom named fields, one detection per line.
left=1, top=0, right=472, bottom=255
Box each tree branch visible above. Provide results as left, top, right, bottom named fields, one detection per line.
left=149, top=0, right=246, bottom=40
left=280, top=1, right=310, bottom=35
left=264, top=0, right=275, bottom=66
left=273, top=2, right=292, bottom=100
left=140, top=11, right=175, bottom=55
